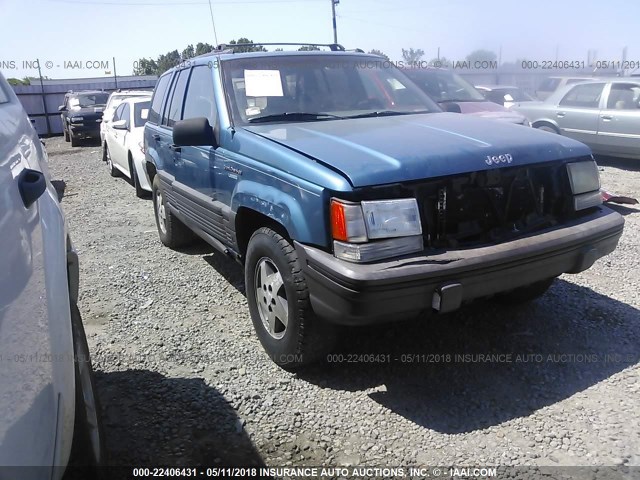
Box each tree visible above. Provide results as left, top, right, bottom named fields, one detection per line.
left=368, top=49, right=389, bottom=60
left=7, top=77, right=28, bottom=86
left=156, top=50, right=181, bottom=74
left=227, top=38, right=267, bottom=53
left=133, top=58, right=158, bottom=76
left=181, top=44, right=195, bottom=60
left=298, top=45, right=321, bottom=51
left=195, top=42, right=214, bottom=56
left=428, top=56, right=449, bottom=67
left=401, top=47, right=425, bottom=64
left=465, top=49, right=498, bottom=63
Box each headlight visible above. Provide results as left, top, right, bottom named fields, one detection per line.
left=566, top=160, right=602, bottom=210
left=330, top=198, right=423, bottom=262
left=70, top=116, right=84, bottom=123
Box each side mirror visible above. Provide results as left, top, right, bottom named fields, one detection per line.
left=173, top=117, right=216, bottom=147
left=58, top=105, right=67, bottom=112
left=112, top=120, right=128, bottom=130
left=440, top=102, right=462, bottom=113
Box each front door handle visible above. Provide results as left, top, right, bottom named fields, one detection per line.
left=18, top=169, right=46, bottom=208
left=169, top=144, right=181, bottom=153
left=152, top=134, right=161, bottom=140
left=556, top=112, right=566, bottom=118
left=601, top=115, right=613, bottom=121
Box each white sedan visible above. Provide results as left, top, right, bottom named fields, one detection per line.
left=100, top=89, right=151, bottom=147
left=103, top=97, right=152, bottom=197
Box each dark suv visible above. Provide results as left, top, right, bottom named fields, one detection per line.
left=144, top=44, right=624, bottom=368
left=59, top=90, right=109, bottom=146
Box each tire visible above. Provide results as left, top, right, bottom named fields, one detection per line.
left=105, top=145, right=119, bottom=177
left=101, top=142, right=107, bottom=162
left=152, top=175, right=194, bottom=248
left=535, top=124, right=559, bottom=134
left=68, top=301, right=105, bottom=472
left=494, top=277, right=556, bottom=304
left=245, top=227, right=336, bottom=370
left=130, top=157, right=146, bottom=198
left=64, top=128, right=70, bottom=142
left=70, top=132, right=79, bottom=147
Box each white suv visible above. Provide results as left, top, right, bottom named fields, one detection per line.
left=0, top=72, right=104, bottom=477
left=100, top=89, right=152, bottom=147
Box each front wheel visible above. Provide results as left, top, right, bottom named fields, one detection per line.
left=152, top=175, right=194, bottom=248
left=245, top=227, right=336, bottom=370
left=130, top=158, right=146, bottom=198
left=105, top=145, right=119, bottom=177
left=68, top=301, right=105, bottom=471
left=70, top=131, right=79, bottom=147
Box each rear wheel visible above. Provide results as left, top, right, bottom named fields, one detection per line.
left=152, top=175, right=194, bottom=248
left=129, top=156, right=146, bottom=198
left=494, top=277, right=556, bottom=304
left=245, top=227, right=336, bottom=369
left=105, top=145, right=119, bottom=177
left=535, top=124, right=559, bottom=134
left=68, top=301, right=105, bottom=471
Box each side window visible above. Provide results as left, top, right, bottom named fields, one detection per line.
left=112, top=103, right=125, bottom=122
left=121, top=103, right=131, bottom=127
left=559, top=83, right=605, bottom=108
left=182, top=66, right=216, bottom=126
left=148, top=73, right=172, bottom=124
left=606, top=83, right=640, bottom=110
left=165, top=69, right=189, bottom=127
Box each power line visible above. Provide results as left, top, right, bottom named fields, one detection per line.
left=43, top=0, right=325, bottom=5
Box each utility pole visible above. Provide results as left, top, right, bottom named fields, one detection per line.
left=36, top=59, right=51, bottom=136
left=331, top=0, right=339, bottom=44
left=113, top=57, right=118, bottom=89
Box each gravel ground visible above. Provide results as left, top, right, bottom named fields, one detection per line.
left=45, top=136, right=640, bottom=473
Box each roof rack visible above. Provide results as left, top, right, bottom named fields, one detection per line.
left=214, top=42, right=347, bottom=53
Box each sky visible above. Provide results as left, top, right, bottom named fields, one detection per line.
left=0, top=0, right=638, bottom=79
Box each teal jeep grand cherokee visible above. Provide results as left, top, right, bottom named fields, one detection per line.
left=144, top=44, right=624, bottom=368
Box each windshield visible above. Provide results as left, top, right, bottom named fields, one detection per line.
left=221, top=55, right=440, bottom=125
left=133, top=101, right=150, bottom=128
left=71, top=92, right=109, bottom=108
left=403, top=69, right=486, bottom=102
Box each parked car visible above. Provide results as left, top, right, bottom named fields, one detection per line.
left=100, top=90, right=152, bottom=147
left=145, top=46, right=623, bottom=369
left=512, top=79, right=640, bottom=159
left=402, top=68, right=530, bottom=125
left=0, top=73, right=104, bottom=476
left=535, top=76, right=595, bottom=101
left=59, top=90, right=109, bottom=146
left=475, top=85, right=536, bottom=108
left=103, top=97, right=152, bottom=197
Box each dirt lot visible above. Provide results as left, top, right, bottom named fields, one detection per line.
left=45, top=136, right=639, bottom=472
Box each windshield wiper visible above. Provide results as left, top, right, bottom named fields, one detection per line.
left=345, top=110, right=431, bottom=119
left=248, top=112, right=344, bottom=123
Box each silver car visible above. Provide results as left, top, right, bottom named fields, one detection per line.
left=0, top=72, right=104, bottom=478
left=513, top=79, right=640, bottom=159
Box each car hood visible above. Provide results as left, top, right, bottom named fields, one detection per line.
left=443, top=101, right=527, bottom=124
left=243, top=113, right=591, bottom=188
left=69, top=105, right=105, bottom=117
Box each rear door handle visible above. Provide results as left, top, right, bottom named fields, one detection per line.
left=556, top=112, right=566, bottom=118
left=169, top=144, right=181, bottom=153
left=18, top=169, right=46, bottom=208
left=601, top=115, right=613, bottom=121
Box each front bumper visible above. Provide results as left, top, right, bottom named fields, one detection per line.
left=295, top=206, right=624, bottom=325
left=69, top=123, right=101, bottom=139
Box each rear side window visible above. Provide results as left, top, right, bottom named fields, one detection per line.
left=148, top=74, right=172, bottom=124
left=165, top=69, right=189, bottom=127
left=182, top=66, right=216, bottom=126
left=134, top=101, right=151, bottom=127
left=560, top=83, right=605, bottom=108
